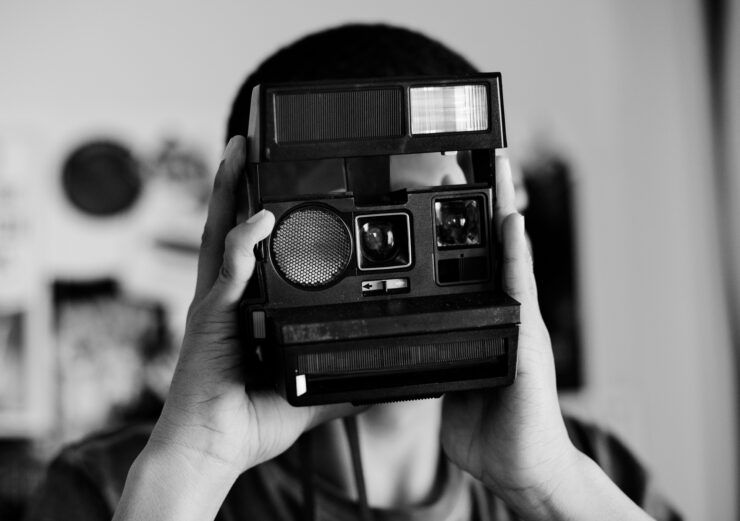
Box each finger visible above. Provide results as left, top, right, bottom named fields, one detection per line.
left=510, top=162, right=529, bottom=214
left=207, top=209, right=275, bottom=310
left=501, top=212, right=539, bottom=316
left=494, top=151, right=517, bottom=239
left=193, top=136, right=247, bottom=306
left=306, top=403, right=370, bottom=431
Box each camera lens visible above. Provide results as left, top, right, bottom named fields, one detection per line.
left=435, top=198, right=483, bottom=248
left=356, top=213, right=412, bottom=270
left=360, top=221, right=399, bottom=263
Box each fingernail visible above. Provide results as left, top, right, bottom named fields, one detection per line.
left=495, top=148, right=509, bottom=158
left=517, top=213, right=526, bottom=231
left=222, top=136, right=239, bottom=161
left=246, top=209, right=266, bottom=224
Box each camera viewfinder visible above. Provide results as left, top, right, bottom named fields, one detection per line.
left=434, top=198, right=483, bottom=249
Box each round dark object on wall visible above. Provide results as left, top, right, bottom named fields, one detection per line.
left=61, top=141, right=142, bottom=216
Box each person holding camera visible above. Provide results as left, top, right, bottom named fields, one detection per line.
left=25, top=24, right=680, bottom=521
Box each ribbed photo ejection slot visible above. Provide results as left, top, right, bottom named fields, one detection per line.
left=296, top=336, right=506, bottom=375
left=274, top=88, right=403, bottom=144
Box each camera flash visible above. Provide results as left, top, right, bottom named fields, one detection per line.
left=410, top=85, right=488, bottom=135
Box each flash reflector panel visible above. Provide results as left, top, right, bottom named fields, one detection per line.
left=410, top=85, right=488, bottom=135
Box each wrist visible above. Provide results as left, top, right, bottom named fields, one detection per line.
left=113, top=440, right=241, bottom=521
left=485, top=440, right=582, bottom=520
left=142, top=436, right=244, bottom=486
left=150, top=400, right=256, bottom=476
left=496, top=448, right=654, bottom=521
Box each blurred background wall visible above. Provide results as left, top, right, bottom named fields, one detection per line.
left=0, top=1, right=737, bottom=520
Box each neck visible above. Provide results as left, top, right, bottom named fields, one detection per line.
left=312, top=399, right=443, bottom=508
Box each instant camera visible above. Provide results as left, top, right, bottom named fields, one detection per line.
left=240, top=74, right=520, bottom=405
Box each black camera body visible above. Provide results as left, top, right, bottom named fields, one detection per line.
left=240, top=74, right=520, bottom=406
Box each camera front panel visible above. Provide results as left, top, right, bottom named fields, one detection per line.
left=257, top=186, right=496, bottom=309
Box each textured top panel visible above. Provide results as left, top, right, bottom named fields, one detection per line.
left=273, top=88, right=403, bottom=144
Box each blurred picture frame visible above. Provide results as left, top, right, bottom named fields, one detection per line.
left=523, top=152, right=583, bottom=390
left=52, top=279, right=170, bottom=441
left=0, top=303, right=54, bottom=438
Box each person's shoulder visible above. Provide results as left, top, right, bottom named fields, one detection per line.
left=55, top=422, right=154, bottom=503
left=60, top=422, right=153, bottom=470
left=563, top=414, right=648, bottom=496
left=23, top=423, right=155, bottom=521
left=563, top=415, right=641, bottom=467
left=562, top=414, right=683, bottom=521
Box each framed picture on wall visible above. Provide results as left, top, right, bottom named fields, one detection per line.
left=523, top=152, right=582, bottom=390
left=0, top=312, right=26, bottom=417
left=52, top=279, right=170, bottom=442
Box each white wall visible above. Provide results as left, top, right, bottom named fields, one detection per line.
left=0, top=1, right=736, bottom=519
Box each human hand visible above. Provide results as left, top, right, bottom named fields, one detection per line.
left=440, top=154, right=655, bottom=521
left=440, top=153, right=578, bottom=513
left=148, top=135, right=361, bottom=479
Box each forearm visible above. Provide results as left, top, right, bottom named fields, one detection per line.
left=112, top=442, right=241, bottom=521
left=497, top=448, right=656, bottom=521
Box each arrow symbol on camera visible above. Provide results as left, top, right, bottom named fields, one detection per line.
left=361, top=279, right=409, bottom=295
left=361, top=281, right=384, bottom=293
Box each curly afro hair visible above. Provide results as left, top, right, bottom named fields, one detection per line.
left=226, top=23, right=477, bottom=142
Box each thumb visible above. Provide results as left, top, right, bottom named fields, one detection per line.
left=501, top=212, right=538, bottom=315
left=208, top=209, right=275, bottom=311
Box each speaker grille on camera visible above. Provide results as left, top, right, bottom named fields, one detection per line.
left=271, top=206, right=352, bottom=288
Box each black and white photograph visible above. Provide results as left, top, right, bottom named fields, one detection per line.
left=0, top=1, right=738, bottom=520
